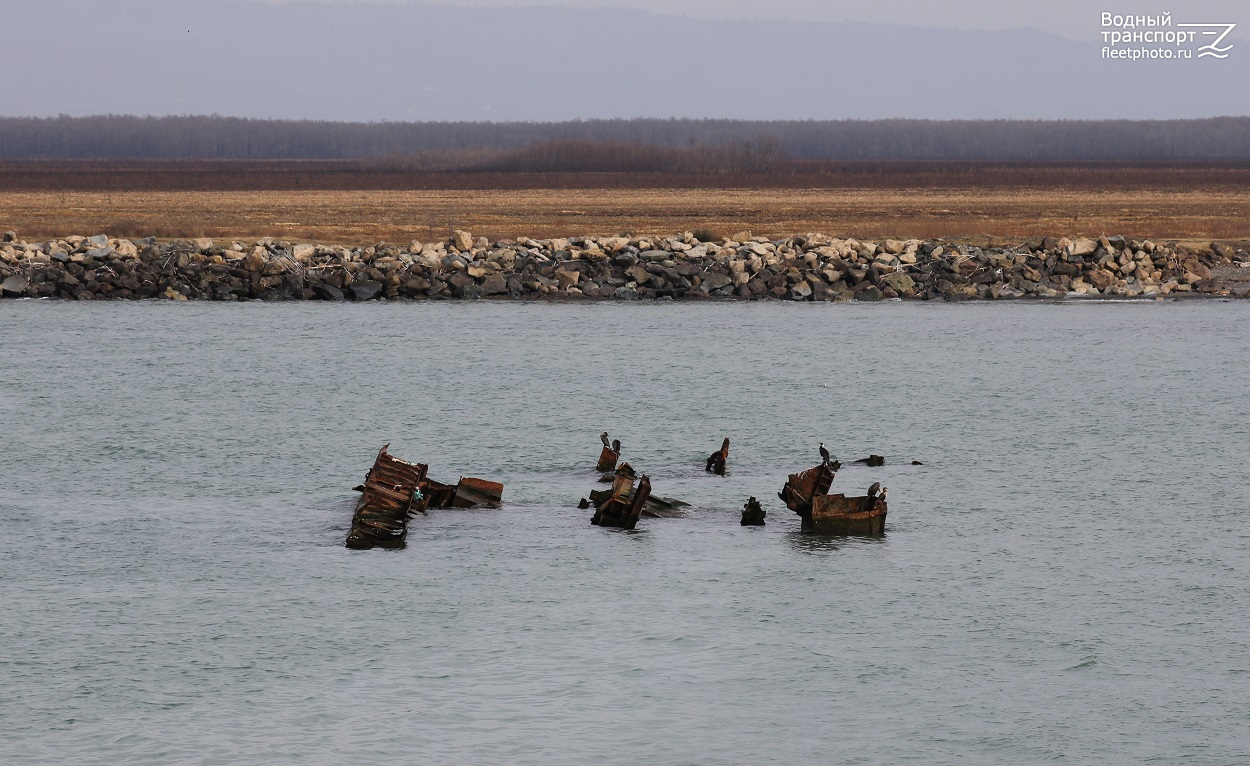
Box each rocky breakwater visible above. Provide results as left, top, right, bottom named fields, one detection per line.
left=1, top=229, right=1248, bottom=302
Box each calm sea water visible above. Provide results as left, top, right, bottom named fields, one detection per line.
left=1, top=300, right=1248, bottom=765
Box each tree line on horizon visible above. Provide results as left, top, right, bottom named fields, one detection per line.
left=2, top=115, right=1249, bottom=165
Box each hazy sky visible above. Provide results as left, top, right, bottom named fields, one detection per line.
left=254, top=0, right=1248, bottom=40
left=5, top=0, right=1247, bottom=120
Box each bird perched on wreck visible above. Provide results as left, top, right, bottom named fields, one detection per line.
left=867, top=482, right=888, bottom=504
left=612, top=438, right=622, bottom=454
left=600, top=432, right=611, bottom=449
left=819, top=442, right=832, bottom=466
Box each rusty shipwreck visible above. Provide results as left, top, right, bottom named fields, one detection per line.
left=778, top=460, right=888, bottom=535
left=589, top=464, right=652, bottom=530
left=346, top=445, right=504, bottom=549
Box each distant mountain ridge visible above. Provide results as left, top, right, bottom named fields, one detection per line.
left=0, top=0, right=1247, bottom=120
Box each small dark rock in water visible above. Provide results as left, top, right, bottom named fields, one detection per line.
left=855, top=455, right=886, bottom=467
left=741, top=497, right=766, bottom=526
left=578, top=498, right=590, bottom=510
left=912, top=460, right=924, bottom=465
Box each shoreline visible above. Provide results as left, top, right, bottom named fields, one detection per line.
left=3, top=230, right=1248, bottom=302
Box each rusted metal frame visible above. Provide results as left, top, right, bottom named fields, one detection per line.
left=778, top=463, right=835, bottom=516
left=621, top=476, right=651, bottom=530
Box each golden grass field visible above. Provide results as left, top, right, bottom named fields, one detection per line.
left=4, top=186, right=1248, bottom=245
left=2, top=162, right=1247, bottom=244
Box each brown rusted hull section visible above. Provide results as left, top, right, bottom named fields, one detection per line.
left=596, top=446, right=620, bottom=472
left=778, top=463, right=836, bottom=517
left=592, top=472, right=652, bottom=530
left=806, top=494, right=888, bottom=535
left=425, top=476, right=504, bottom=509
left=452, top=477, right=505, bottom=507
left=346, top=445, right=426, bottom=550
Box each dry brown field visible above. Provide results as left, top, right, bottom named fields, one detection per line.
left=1, top=162, right=1247, bottom=244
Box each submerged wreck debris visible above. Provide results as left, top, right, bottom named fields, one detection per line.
left=705, top=438, right=730, bottom=475
left=741, top=497, right=766, bottom=526
left=346, top=444, right=427, bottom=550
left=854, top=455, right=886, bottom=467
left=590, top=465, right=652, bottom=530
left=417, top=475, right=504, bottom=509
left=779, top=460, right=887, bottom=535
left=596, top=432, right=621, bottom=472
left=584, top=462, right=685, bottom=518
left=641, top=494, right=689, bottom=518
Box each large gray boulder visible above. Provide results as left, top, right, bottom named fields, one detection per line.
left=2, top=274, right=30, bottom=296
left=881, top=271, right=916, bottom=295
left=481, top=273, right=508, bottom=295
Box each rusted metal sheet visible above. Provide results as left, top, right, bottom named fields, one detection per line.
left=808, top=493, right=888, bottom=535
left=778, top=462, right=836, bottom=517
left=452, top=476, right=505, bottom=507
left=346, top=444, right=426, bottom=550
left=705, top=438, right=730, bottom=475
left=596, top=446, right=620, bottom=472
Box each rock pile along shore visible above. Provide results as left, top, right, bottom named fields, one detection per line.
left=1, top=229, right=1248, bottom=302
